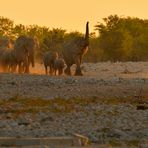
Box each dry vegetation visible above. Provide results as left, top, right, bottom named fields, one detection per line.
left=0, top=94, right=147, bottom=125
left=0, top=95, right=146, bottom=115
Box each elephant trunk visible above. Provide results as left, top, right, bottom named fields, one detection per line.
left=85, top=21, right=89, bottom=46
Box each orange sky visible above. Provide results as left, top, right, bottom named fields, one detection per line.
left=0, top=0, right=148, bottom=33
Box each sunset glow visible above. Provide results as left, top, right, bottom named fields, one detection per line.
left=0, top=0, right=148, bottom=33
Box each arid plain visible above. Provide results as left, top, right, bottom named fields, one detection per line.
left=0, top=62, right=147, bottom=147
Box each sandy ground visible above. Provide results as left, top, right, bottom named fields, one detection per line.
left=0, top=62, right=148, bottom=99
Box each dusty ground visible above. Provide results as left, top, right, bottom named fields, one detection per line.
left=0, top=62, right=148, bottom=147
left=0, top=62, right=148, bottom=99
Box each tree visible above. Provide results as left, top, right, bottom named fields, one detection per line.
left=95, top=15, right=148, bottom=61
left=43, top=28, right=66, bottom=52
left=13, top=24, right=27, bottom=37
left=0, top=16, right=14, bottom=38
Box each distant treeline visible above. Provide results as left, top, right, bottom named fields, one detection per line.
left=0, top=15, right=148, bottom=62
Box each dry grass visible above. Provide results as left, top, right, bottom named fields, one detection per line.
left=0, top=96, right=98, bottom=115
left=0, top=95, right=147, bottom=116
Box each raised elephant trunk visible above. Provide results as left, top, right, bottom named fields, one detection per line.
left=85, top=21, right=89, bottom=46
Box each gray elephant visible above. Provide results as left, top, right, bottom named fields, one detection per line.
left=53, top=58, right=65, bottom=75
left=43, top=51, right=58, bottom=75
left=0, top=38, right=10, bottom=60
left=0, top=49, right=17, bottom=72
left=0, top=49, right=10, bottom=72
left=13, top=35, right=39, bottom=73
left=0, top=36, right=38, bottom=73
left=0, top=48, right=6, bottom=66
left=62, top=22, right=89, bottom=76
left=0, top=38, right=14, bottom=72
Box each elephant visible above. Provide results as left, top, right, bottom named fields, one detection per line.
left=0, top=49, right=10, bottom=72
left=0, top=48, right=5, bottom=64
left=13, top=35, right=39, bottom=73
left=62, top=22, right=89, bottom=76
left=0, top=38, right=10, bottom=60
left=0, top=49, right=17, bottom=72
left=0, top=38, right=14, bottom=72
left=43, top=51, right=59, bottom=75
left=53, top=58, right=65, bottom=75
left=0, top=36, right=38, bottom=74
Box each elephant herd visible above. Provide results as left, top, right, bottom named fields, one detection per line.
left=0, top=22, right=89, bottom=76
left=0, top=36, right=39, bottom=74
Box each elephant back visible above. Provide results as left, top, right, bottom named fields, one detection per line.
left=14, top=35, right=38, bottom=51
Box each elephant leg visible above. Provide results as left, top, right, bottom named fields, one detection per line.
left=64, top=65, right=71, bottom=75
left=54, top=68, right=58, bottom=76
left=18, top=62, right=22, bottom=73
left=59, top=68, right=63, bottom=75
left=23, top=60, right=29, bottom=74
left=7, top=64, right=11, bottom=72
left=75, top=67, right=83, bottom=76
left=19, top=63, right=24, bottom=73
left=58, top=69, right=60, bottom=75
left=25, top=68, right=29, bottom=73
left=49, top=65, right=54, bottom=75
left=45, top=65, right=48, bottom=75
left=8, top=62, right=14, bottom=73
left=80, top=55, right=83, bottom=64
left=11, top=65, right=17, bottom=73
left=21, top=64, right=25, bottom=73
left=75, top=58, right=83, bottom=76
left=54, top=69, right=57, bottom=76
left=24, top=64, right=29, bottom=73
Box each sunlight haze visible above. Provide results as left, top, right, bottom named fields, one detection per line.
left=0, top=0, right=148, bottom=33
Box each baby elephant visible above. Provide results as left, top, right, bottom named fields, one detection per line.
left=43, top=51, right=58, bottom=75
left=53, top=58, right=65, bottom=75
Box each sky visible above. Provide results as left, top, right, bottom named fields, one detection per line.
left=0, top=0, right=148, bottom=33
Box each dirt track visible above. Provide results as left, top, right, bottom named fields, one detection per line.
left=0, top=62, right=148, bottom=99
